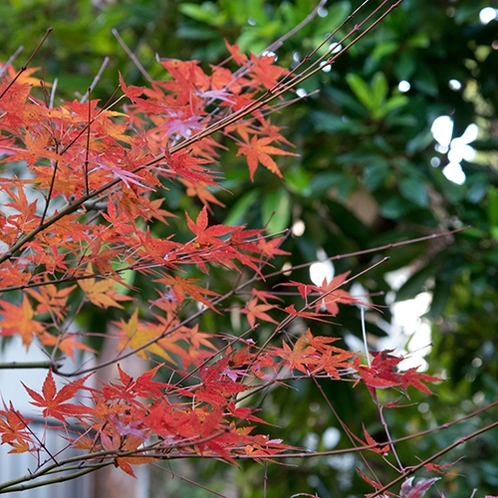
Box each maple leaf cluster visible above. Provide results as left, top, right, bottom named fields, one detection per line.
left=0, top=47, right=296, bottom=358
left=0, top=36, right=443, bottom=492
left=0, top=47, right=322, bottom=470
left=353, top=350, right=440, bottom=397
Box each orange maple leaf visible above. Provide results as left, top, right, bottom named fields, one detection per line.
left=0, top=295, right=44, bottom=348
left=180, top=179, right=225, bottom=212
left=0, top=402, right=35, bottom=453
left=237, top=135, right=298, bottom=181
left=7, top=66, right=51, bottom=87
left=154, top=273, right=220, bottom=312
left=186, top=205, right=233, bottom=247
left=315, top=271, right=359, bottom=316
left=39, top=332, right=95, bottom=360
left=27, top=284, right=76, bottom=320
left=241, top=297, right=278, bottom=327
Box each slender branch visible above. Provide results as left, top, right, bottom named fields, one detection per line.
left=262, top=0, right=327, bottom=55
left=0, top=361, right=61, bottom=370
left=80, top=56, right=110, bottom=104
left=0, top=45, right=24, bottom=79
left=0, top=28, right=52, bottom=101
left=112, top=28, right=153, bottom=83
left=0, top=463, right=110, bottom=493
left=310, top=371, right=380, bottom=482
left=84, top=87, right=91, bottom=196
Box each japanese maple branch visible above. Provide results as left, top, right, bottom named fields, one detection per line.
left=0, top=226, right=468, bottom=295
left=0, top=1, right=396, bottom=266
left=0, top=463, right=110, bottom=494
left=369, top=418, right=498, bottom=497
left=0, top=425, right=231, bottom=493
left=263, top=226, right=470, bottom=281
left=2, top=400, right=496, bottom=493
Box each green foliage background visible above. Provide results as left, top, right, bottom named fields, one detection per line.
left=1, top=0, right=498, bottom=496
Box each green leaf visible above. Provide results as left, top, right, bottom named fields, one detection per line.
left=371, top=41, right=399, bottom=62
left=465, top=173, right=488, bottom=204
left=413, top=65, right=438, bottom=96
left=325, top=86, right=369, bottom=117
left=469, top=138, right=498, bottom=151
left=262, top=188, right=291, bottom=235
left=364, top=160, right=390, bottom=190
left=488, top=186, right=498, bottom=226
left=394, top=52, right=416, bottom=80
left=312, top=111, right=368, bottom=134
left=346, top=73, right=373, bottom=110
left=407, top=32, right=430, bottom=49
left=246, top=0, right=267, bottom=25
left=286, top=165, right=310, bottom=195
left=371, top=72, right=389, bottom=109
left=323, top=1, right=351, bottom=28
left=307, top=172, right=353, bottom=199
left=225, top=190, right=258, bottom=226
left=382, top=94, right=409, bottom=115
left=406, top=129, right=434, bottom=155
left=399, top=175, right=429, bottom=207
left=179, top=2, right=227, bottom=26
left=325, top=200, right=372, bottom=246
left=380, top=196, right=414, bottom=219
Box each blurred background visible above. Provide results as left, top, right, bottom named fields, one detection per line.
left=1, top=0, right=497, bottom=496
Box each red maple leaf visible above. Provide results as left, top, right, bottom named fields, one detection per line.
left=186, top=205, right=233, bottom=247
left=247, top=53, right=288, bottom=90
left=22, top=370, right=92, bottom=423
left=353, top=351, right=440, bottom=396
left=241, top=297, right=278, bottom=327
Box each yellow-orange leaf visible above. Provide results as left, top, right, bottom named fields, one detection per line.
left=117, top=308, right=181, bottom=363
left=78, top=265, right=133, bottom=309
left=0, top=295, right=44, bottom=348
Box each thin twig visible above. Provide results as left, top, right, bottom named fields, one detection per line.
left=0, top=45, right=24, bottom=79
left=0, top=361, right=62, bottom=370
left=0, top=28, right=52, bottom=101
left=112, top=28, right=153, bottom=83
left=84, top=87, right=91, bottom=195
left=80, top=56, right=110, bottom=103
